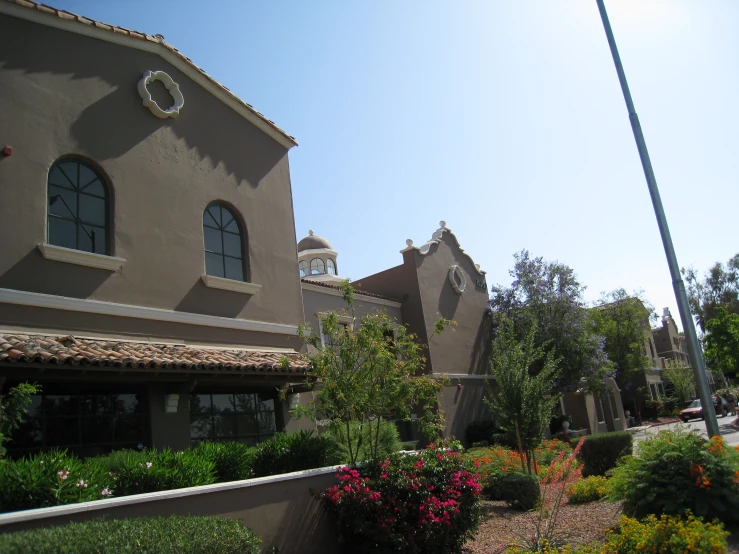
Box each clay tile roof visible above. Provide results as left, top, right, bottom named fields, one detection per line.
left=0, top=334, right=309, bottom=373
left=301, top=279, right=402, bottom=303
left=2, top=0, right=296, bottom=146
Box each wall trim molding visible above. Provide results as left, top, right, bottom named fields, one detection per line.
left=0, top=288, right=298, bottom=335
left=201, top=275, right=262, bottom=295
left=301, top=282, right=402, bottom=308
left=0, top=1, right=296, bottom=149
left=0, top=465, right=340, bottom=527
left=38, top=244, right=126, bottom=271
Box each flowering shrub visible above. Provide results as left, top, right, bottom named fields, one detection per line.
left=601, top=512, right=729, bottom=554
left=610, top=429, right=739, bottom=523
left=0, top=449, right=110, bottom=513
left=320, top=446, right=482, bottom=553
left=566, top=475, right=610, bottom=504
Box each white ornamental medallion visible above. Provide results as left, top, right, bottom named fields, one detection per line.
left=448, top=265, right=466, bottom=294
left=137, top=70, right=184, bottom=119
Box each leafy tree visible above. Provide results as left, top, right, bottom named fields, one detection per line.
left=293, top=281, right=449, bottom=465
left=662, top=359, right=696, bottom=404
left=484, top=317, right=560, bottom=474
left=682, top=254, right=739, bottom=332
left=703, top=307, right=739, bottom=377
left=489, top=250, right=611, bottom=392
left=591, top=289, right=655, bottom=387
left=0, top=382, right=40, bottom=458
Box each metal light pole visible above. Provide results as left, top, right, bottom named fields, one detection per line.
left=595, top=0, right=720, bottom=437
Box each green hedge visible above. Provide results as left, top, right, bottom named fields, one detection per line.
left=0, top=516, right=261, bottom=554
left=498, top=473, right=540, bottom=511
left=251, top=430, right=341, bottom=477
left=192, top=441, right=255, bottom=482
left=576, top=432, right=633, bottom=477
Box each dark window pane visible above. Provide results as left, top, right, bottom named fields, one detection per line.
left=212, top=394, right=235, bottom=414
left=203, top=208, right=219, bottom=229
left=213, top=413, right=237, bottom=438
left=223, top=232, right=241, bottom=258
left=48, top=185, right=77, bottom=219
left=81, top=179, right=104, bottom=197
left=79, top=194, right=105, bottom=226
left=209, top=206, right=223, bottom=227
left=78, top=224, right=106, bottom=254
left=223, top=216, right=239, bottom=233
left=236, top=413, right=259, bottom=436
left=48, top=166, right=75, bottom=189
left=12, top=417, right=42, bottom=448
left=258, top=411, right=277, bottom=434
left=48, top=217, right=77, bottom=249
left=80, top=395, right=111, bottom=416
left=114, top=394, right=141, bottom=415
left=224, top=257, right=244, bottom=281
left=25, top=395, right=42, bottom=418
left=46, top=417, right=79, bottom=446
left=114, top=415, right=144, bottom=442
left=78, top=165, right=100, bottom=191
left=234, top=394, right=256, bottom=412
left=190, top=413, right=213, bottom=439
left=45, top=395, right=78, bottom=416
left=205, top=252, right=225, bottom=277
left=81, top=416, right=113, bottom=443
left=204, top=227, right=222, bottom=254
left=190, top=394, right=212, bottom=415
left=257, top=396, right=275, bottom=412
left=58, top=161, right=81, bottom=188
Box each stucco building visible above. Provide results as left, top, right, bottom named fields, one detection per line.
left=0, top=1, right=496, bottom=456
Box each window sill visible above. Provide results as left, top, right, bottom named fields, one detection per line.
left=38, top=243, right=126, bottom=271
left=201, top=275, right=262, bottom=295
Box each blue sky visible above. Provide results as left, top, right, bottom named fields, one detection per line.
left=51, top=0, right=739, bottom=329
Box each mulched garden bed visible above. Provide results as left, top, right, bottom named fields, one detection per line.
left=464, top=499, right=623, bottom=553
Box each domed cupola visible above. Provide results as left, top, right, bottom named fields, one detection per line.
left=297, top=230, right=341, bottom=283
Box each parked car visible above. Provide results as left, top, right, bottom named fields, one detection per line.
left=680, top=397, right=727, bottom=422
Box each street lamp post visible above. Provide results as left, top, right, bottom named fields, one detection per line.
left=595, top=0, right=720, bottom=438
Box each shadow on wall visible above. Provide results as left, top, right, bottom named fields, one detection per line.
left=437, top=276, right=461, bottom=322
left=443, top=381, right=492, bottom=445
left=174, top=279, right=251, bottom=318
left=2, top=20, right=287, bottom=187
left=271, top=486, right=339, bottom=554
left=0, top=249, right=112, bottom=299
left=470, top=311, right=493, bottom=375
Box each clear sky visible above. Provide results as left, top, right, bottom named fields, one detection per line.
left=49, top=0, right=738, bottom=328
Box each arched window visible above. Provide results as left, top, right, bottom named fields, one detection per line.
left=327, top=259, right=337, bottom=275
left=203, top=203, right=245, bottom=281
left=299, top=260, right=308, bottom=278
left=47, top=158, right=109, bottom=254
left=310, top=258, right=325, bottom=275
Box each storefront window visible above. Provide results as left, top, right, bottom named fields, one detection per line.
left=189, top=392, right=278, bottom=445
left=7, top=393, right=148, bottom=458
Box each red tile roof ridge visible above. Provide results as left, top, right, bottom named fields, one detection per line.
left=2, top=0, right=297, bottom=146
left=0, top=333, right=309, bottom=373
left=300, top=279, right=402, bottom=303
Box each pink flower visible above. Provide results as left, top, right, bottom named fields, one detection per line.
left=75, top=479, right=88, bottom=488
left=145, top=462, right=153, bottom=469
left=100, top=488, right=111, bottom=497
left=57, top=470, right=69, bottom=480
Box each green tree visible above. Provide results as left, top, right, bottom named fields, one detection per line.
left=703, top=307, right=739, bottom=377
left=484, top=317, right=560, bottom=474
left=0, top=382, right=40, bottom=458
left=682, top=253, right=739, bottom=332
left=662, top=359, right=696, bottom=404
left=591, top=289, right=655, bottom=387
left=489, top=250, right=611, bottom=392
left=294, top=280, right=449, bottom=465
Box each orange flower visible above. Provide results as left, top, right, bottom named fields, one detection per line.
left=708, top=436, right=725, bottom=455
left=734, top=471, right=739, bottom=485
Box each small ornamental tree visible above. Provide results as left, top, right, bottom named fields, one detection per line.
left=485, top=317, right=560, bottom=474
left=662, top=359, right=696, bottom=404
left=294, top=280, right=450, bottom=464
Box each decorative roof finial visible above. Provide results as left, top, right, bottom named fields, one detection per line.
left=439, top=221, right=446, bottom=229
left=406, top=239, right=414, bottom=247
left=308, top=230, right=314, bottom=236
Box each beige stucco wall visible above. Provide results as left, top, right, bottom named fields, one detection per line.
left=0, top=15, right=303, bottom=344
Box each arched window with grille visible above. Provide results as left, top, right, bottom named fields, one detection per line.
left=203, top=203, right=246, bottom=282
left=310, top=258, right=325, bottom=275
left=327, top=259, right=337, bottom=275
left=47, top=158, right=109, bottom=254
left=299, top=260, right=308, bottom=278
